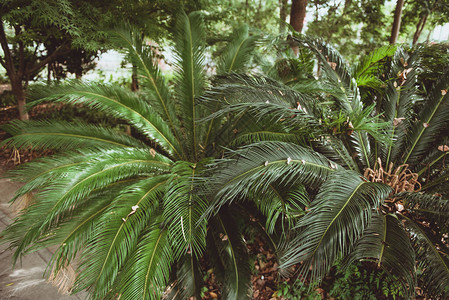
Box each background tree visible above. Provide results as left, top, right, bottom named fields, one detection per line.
left=0, top=0, right=114, bottom=120
left=290, top=0, right=308, bottom=33
left=306, top=0, right=389, bottom=60
left=389, top=0, right=405, bottom=44
left=401, top=0, right=449, bottom=45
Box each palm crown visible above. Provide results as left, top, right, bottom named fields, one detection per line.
left=1, top=12, right=260, bottom=299
left=206, top=37, right=449, bottom=298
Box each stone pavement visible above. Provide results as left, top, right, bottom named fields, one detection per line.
left=0, top=165, right=87, bottom=300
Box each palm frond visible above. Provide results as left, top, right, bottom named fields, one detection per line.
left=312, top=137, right=360, bottom=172
left=173, top=11, right=206, bottom=160
left=1, top=120, right=147, bottom=150
left=343, top=214, right=416, bottom=299
left=380, top=48, right=421, bottom=165
left=399, top=192, right=449, bottom=227
left=4, top=149, right=171, bottom=260
left=113, top=221, right=173, bottom=300
left=206, top=141, right=339, bottom=214
left=5, top=151, right=94, bottom=203
left=217, top=24, right=258, bottom=74
left=168, top=254, right=203, bottom=300
left=353, top=45, right=397, bottom=82
left=208, top=212, right=252, bottom=300
left=402, top=214, right=449, bottom=298
left=402, top=68, right=449, bottom=166
left=72, top=176, right=168, bottom=298
left=280, top=170, right=391, bottom=283
left=29, top=82, right=183, bottom=158
left=250, top=184, right=309, bottom=234
left=107, top=26, right=181, bottom=140
left=206, top=73, right=317, bottom=110
left=164, top=161, right=208, bottom=259
left=292, top=36, right=355, bottom=112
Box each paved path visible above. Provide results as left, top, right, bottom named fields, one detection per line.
left=0, top=165, right=87, bottom=300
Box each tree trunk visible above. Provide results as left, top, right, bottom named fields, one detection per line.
left=412, top=13, right=428, bottom=45
left=131, top=64, right=139, bottom=91
left=389, top=0, right=404, bottom=44
left=290, top=0, right=307, bottom=55
left=279, top=0, right=288, bottom=33
left=290, top=0, right=308, bottom=33
left=10, top=77, right=29, bottom=120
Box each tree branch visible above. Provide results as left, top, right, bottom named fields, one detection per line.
left=0, top=17, right=15, bottom=75
left=24, top=40, right=69, bottom=76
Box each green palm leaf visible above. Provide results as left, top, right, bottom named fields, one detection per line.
left=380, top=48, right=421, bottom=165
left=1, top=120, right=147, bottom=150
left=164, top=161, right=208, bottom=259
left=112, top=221, right=173, bottom=300
left=402, top=68, right=449, bottom=166
left=399, top=192, right=449, bottom=227
left=402, top=214, right=449, bottom=298
left=343, top=214, right=416, bottom=298
left=208, top=141, right=339, bottom=213
left=208, top=212, right=252, bottom=300
left=217, top=24, right=258, bottom=74
left=173, top=11, right=206, bottom=160
left=73, top=176, right=168, bottom=298
left=30, top=82, right=183, bottom=158
left=168, top=254, right=203, bottom=300
left=107, top=26, right=180, bottom=139
left=280, top=170, right=391, bottom=282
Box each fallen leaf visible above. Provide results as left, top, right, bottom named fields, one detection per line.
left=393, top=117, right=405, bottom=126
left=438, top=145, right=449, bottom=152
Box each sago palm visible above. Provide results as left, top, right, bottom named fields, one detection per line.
left=205, top=37, right=449, bottom=298
left=1, top=12, right=260, bottom=299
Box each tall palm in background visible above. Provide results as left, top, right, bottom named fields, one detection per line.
left=206, top=37, right=449, bottom=298
left=1, top=12, right=260, bottom=299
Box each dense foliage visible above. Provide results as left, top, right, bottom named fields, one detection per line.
left=1, top=12, right=261, bottom=299
left=1, top=1, right=449, bottom=299
left=206, top=36, right=449, bottom=298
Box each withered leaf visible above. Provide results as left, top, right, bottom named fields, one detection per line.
left=393, top=117, right=405, bottom=126
left=438, top=145, right=449, bottom=152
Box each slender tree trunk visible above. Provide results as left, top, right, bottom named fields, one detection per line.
left=10, top=76, right=29, bottom=120
left=413, top=13, right=428, bottom=45
left=279, top=0, right=288, bottom=33
left=389, top=0, right=404, bottom=44
left=131, top=64, right=139, bottom=91
left=290, top=0, right=308, bottom=55
left=290, top=0, right=308, bottom=33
